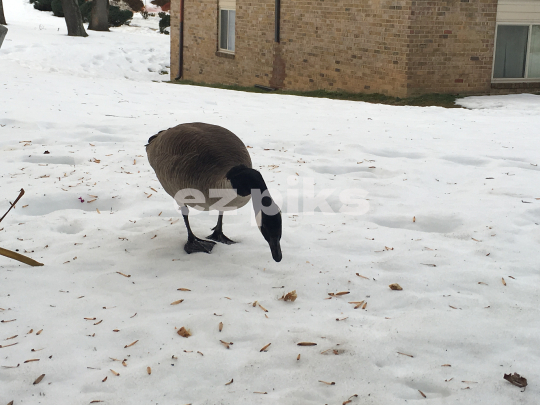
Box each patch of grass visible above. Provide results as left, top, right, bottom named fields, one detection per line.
left=169, top=79, right=464, bottom=108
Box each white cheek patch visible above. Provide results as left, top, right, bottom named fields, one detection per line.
left=255, top=210, right=262, bottom=229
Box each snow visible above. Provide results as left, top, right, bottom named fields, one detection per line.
left=1, top=1, right=540, bottom=404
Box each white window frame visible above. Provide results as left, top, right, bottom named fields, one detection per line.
left=492, top=23, right=540, bottom=82
left=218, top=1, right=236, bottom=54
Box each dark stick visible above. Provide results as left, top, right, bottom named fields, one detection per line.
left=0, top=188, right=24, bottom=223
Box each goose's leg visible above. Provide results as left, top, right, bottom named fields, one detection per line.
left=207, top=212, right=236, bottom=245
left=181, top=206, right=216, bottom=254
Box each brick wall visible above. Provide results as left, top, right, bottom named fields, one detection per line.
left=406, top=0, right=498, bottom=96
left=170, top=0, right=499, bottom=97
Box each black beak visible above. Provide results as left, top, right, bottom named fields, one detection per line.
left=268, top=238, right=282, bottom=262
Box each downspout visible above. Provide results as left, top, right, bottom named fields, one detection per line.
left=275, top=0, right=280, bottom=43
left=175, top=0, right=184, bottom=80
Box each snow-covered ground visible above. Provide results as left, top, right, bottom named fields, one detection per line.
left=1, top=1, right=539, bottom=404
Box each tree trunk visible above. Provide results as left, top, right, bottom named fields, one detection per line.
left=0, top=0, right=7, bottom=25
left=89, top=0, right=109, bottom=32
left=61, top=0, right=88, bottom=37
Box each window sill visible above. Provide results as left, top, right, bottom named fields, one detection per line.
left=216, top=51, right=235, bottom=59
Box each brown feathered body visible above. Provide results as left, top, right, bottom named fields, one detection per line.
left=146, top=123, right=252, bottom=211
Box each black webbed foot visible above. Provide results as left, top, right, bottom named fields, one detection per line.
left=184, top=237, right=216, bottom=254
left=206, top=228, right=236, bottom=245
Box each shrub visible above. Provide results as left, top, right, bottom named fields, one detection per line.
left=79, top=0, right=92, bottom=22
left=122, top=0, right=144, bottom=12
left=30, top=0, right=53, bottom=12
left=51, top=0, right=63, bottom=17
left=158, top=11, right=169, bottom=35
left=49, top=0, right=86, bottom=18
left=79, top=1, right=133, bottom=27
left=109, top=6, right=133, bottom=27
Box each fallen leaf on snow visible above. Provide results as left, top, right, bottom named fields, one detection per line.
left=280, top=290, right=297, bottom=301
left=33, top=374, right=45, bottom=385
left=176, top=327, right=191, bottom=338
left=504, top=372, right=527, bottom=388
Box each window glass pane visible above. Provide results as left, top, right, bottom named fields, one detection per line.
left=228, top=10, right=235, bottom=51
left=528, top=25, right=540, bottom=78
left=220, top=10, right=228, bottom=50
left=493, top=25, right=529, bottom=78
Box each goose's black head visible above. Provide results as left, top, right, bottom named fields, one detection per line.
left=256, top=196, right=282, bottom=262
left=227, top=165, right=282, bottom=262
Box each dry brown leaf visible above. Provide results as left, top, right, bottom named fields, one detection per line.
left=352, top=300, right=365, bottom=309
left=319, top=380, right=335, bottom=385
left=281, top=290, right=297, bottom=302
left=260, top=343, right=271, bottom=352
left=504, top=372, right=527, bottom=388
left=343, top=394, right=358, bottom=405
left=177, top=327, right=191, bottom=338
left=0, top=343, right=18, bottom=348
left=389, top=283, right=402, bottom=291
left=124, top=340, right=139, bottom=348
left=33, top=374, right=45, bottom=385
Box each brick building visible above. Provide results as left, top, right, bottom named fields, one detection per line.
left=170, top=0, right=540, bottom=97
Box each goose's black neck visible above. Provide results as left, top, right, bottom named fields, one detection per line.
left=226, top=165, right=268, bottom=196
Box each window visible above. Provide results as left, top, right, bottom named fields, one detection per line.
left=219, top=1, right=236, bottom=53
left=493, top=24, right=540, bottom=80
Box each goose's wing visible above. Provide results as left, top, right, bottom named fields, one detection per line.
left=146, top=123, right=252, bottom=198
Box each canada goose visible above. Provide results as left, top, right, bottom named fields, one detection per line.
left=146, top=123, right=282, bottom=262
